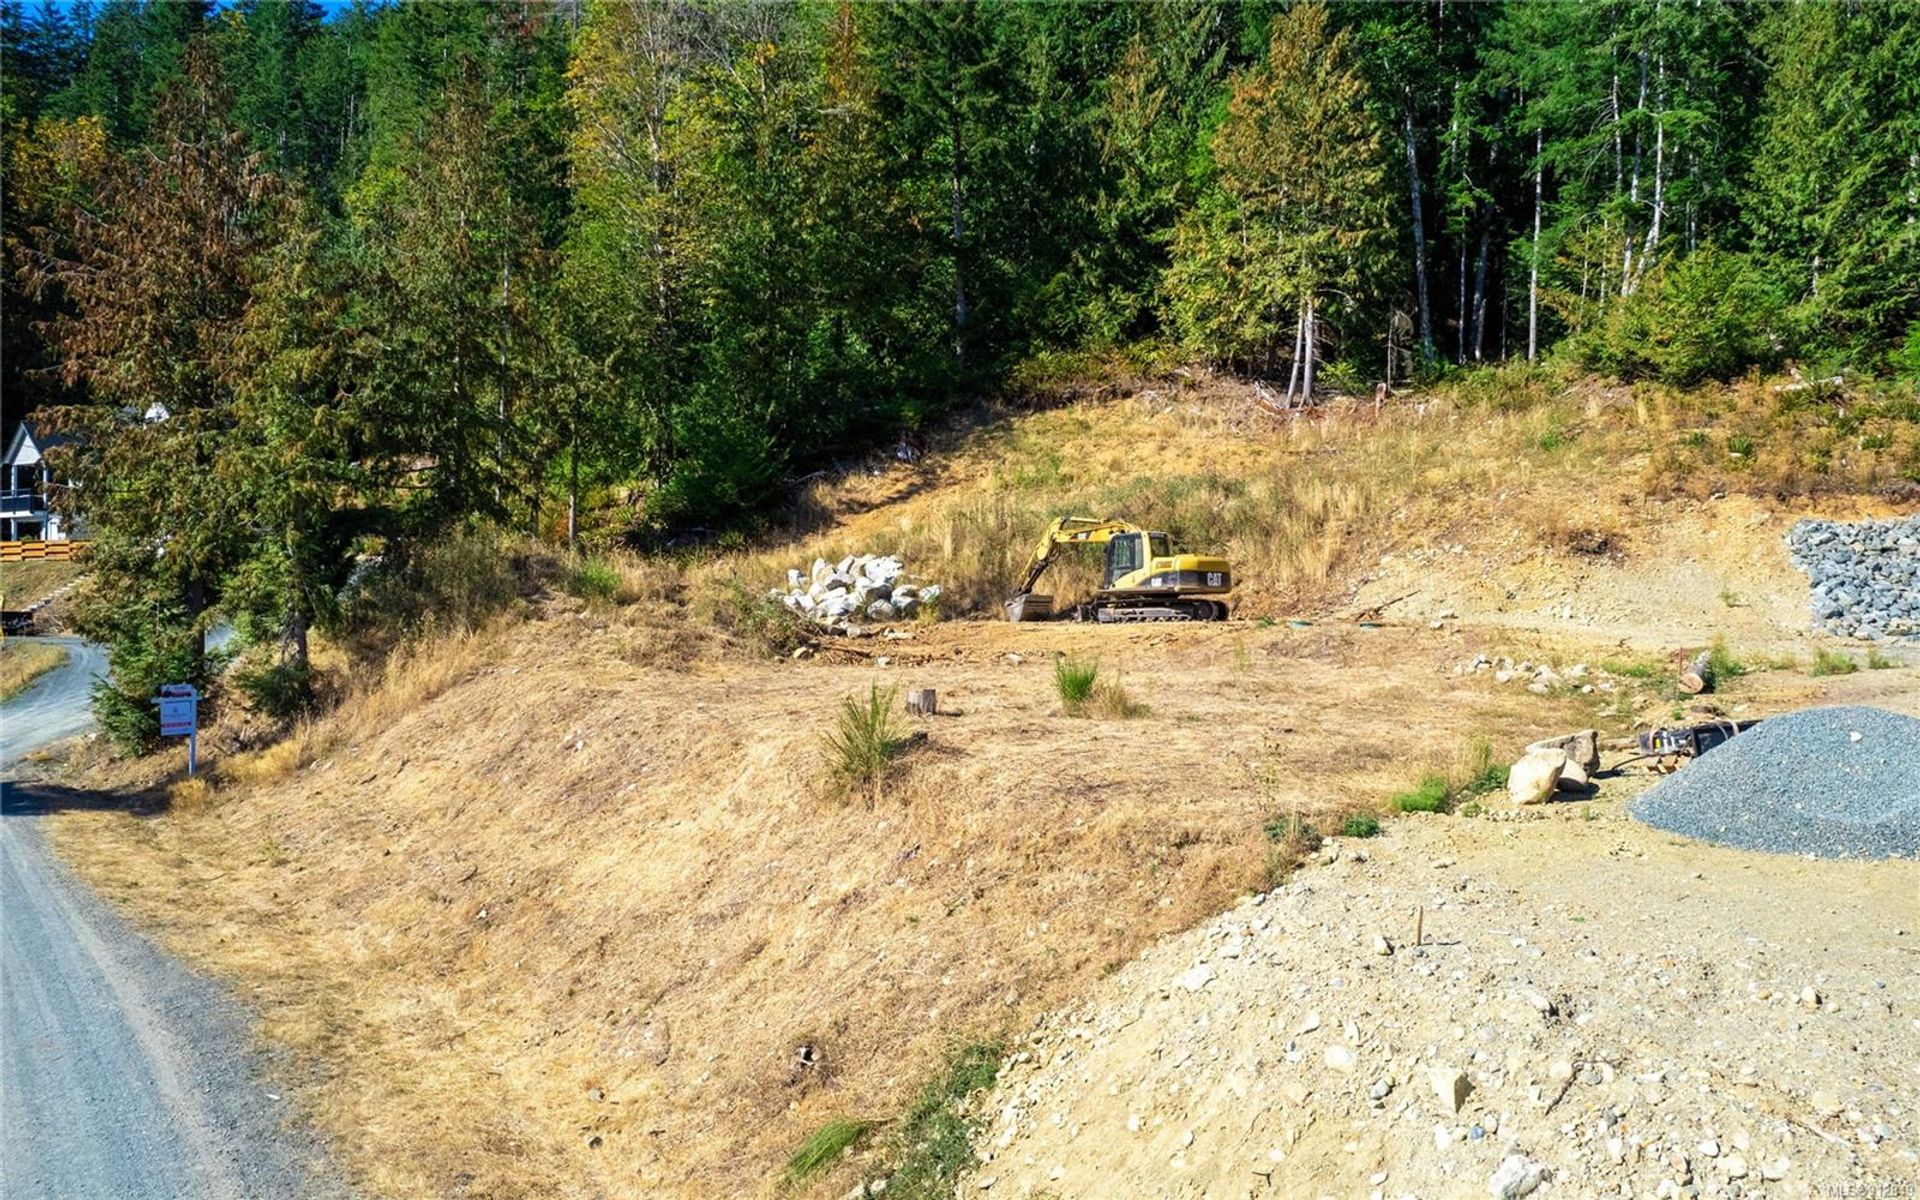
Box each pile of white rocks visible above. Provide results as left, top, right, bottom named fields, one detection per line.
left=772, top=554, right=942, bottom=634
left=1786, top=516, right=1919, bottom=642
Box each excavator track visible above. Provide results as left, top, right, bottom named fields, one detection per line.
left=1083, top=599, right=1229, bottom=623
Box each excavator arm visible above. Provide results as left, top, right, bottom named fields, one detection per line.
left=1013, top=516, right=1141, bottom=597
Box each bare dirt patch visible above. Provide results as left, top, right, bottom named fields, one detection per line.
left=978, top=771, right=1920, bottom=1200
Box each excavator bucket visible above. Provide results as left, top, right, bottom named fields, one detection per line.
left=1004, top=593, right=1053, bottom=623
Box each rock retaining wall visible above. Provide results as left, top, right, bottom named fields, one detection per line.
left=1785, top=516, right=1918, bottom=642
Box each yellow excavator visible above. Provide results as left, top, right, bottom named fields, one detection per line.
left=1005, top=516, right=1233, bottom=623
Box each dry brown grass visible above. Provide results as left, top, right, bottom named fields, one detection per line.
left=0, top=638, right=67, bottom=700
left=566, top=368, right=1918, bottom=632
left=0, top=557, right=83, bottom=609
left=48, top=617, right=1593, bottom=1200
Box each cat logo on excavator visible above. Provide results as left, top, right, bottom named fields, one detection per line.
left=1005, top=516, right=1233, bottom=623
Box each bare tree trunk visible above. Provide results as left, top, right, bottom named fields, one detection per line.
left=1302, top=297, right=1317, bottom=400
left=1403, top=106, right=1433, bottom=356
left=1631, top=53, right=1645, bottom=204
left=1457, top=243, right=1468, bottom=364
left=1283, top=303, right=1305, bottom=405
left=1622, top=53, right=1646, bottom=296
left=567, top=420, right=579, bottom=550
left=1469, top=226, right=1491, bottom=361
left=1637, top=59, right=1667, bottom=284
left=1529, top=127, right=1542, bottom=363
left=1611, top=68, right=1622, bottom=197
left=948, top=40, right=969, bottom=366
left=290, top=606, right=310, bottom=672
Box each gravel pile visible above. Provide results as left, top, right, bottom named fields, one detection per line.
left=1629, top=705, right=1920, bottom=860
left=1785, top=516, right=1919, bottom=642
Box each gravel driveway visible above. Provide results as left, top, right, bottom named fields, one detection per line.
left=1, top=644, right=348, bottom=1199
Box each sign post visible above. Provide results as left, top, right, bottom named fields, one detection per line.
left=153, top=683, right=200, bottom=776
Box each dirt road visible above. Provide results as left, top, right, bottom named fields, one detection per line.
left=1, top=645, right=347, bottom=1199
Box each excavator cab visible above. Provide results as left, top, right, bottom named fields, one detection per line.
left=1104, top=532, right=1171, bottom=586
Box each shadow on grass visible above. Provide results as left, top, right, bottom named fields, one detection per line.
left=0, top=779, right=169, bottom=818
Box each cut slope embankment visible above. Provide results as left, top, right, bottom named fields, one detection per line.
left=47, top=614, right=1595, bottom=1199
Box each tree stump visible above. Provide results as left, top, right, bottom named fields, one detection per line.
left=905, top=687, right=938, bottom=716
left=1678, top=650, right=1713, bottom=695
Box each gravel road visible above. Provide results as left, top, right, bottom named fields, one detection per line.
left=2, top=636, right=107, bottom=770
left=2, top=641, right=349, bottom=1199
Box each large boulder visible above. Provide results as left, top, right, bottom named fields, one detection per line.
left=1507, top=749, right=1566, bottom=806
left=1526, top=729, right=1600, bottom=774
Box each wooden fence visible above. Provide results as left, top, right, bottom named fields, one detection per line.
left=0, top=539, right=90, bottom=563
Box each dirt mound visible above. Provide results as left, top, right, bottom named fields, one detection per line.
left=975, top=812, right=1920, bottom=1199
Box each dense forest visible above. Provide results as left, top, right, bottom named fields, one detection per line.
left=3, top=0, right=1918, bottom=740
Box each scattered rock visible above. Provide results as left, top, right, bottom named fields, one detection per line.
left=1486, top=1153, right=1547, bottom=1198
left=1430, top=1067, right=1470, bottom=1113
left=772, top=554, right=942, bottom=636
left=1324, top=1045, right=1356, bottom=1073
left=1178, top=963, right=1215, bottom=992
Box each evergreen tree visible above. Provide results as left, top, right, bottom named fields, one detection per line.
left=1165, top=1, right=1390, bottom=392
left=1746, top=1, right=1920, bottom=365
left=23, top=49, right=292, bottom=746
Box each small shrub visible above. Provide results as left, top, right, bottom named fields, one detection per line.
left=566, top=558, right=621, bottom=604
left=786, top=1117, right=874, bottom=1184
left=1719, top=587, right=1743, bottom=609
left=341, top=525, right=524, bottom=639
left=1896, top=317, right=1920, bottom=383
left=1598, top=655, right=1663, bottom=681
left=876, top=1041, right=1004, bottom=1200
left=235, top=658, right=318, bottom=722
left=722, top=578, right=808, bottom=657
left=1809, top=647, right=1859, bottom=676
left=1456, top=739, right=1508, bottom=799
left=1087, top=674, right=1148, bottom=719
left=1053, top=656, right=1100, bottom=714
left=1866, top=647, right=1899, bottom=670
left=823, top=684, right=913, bottom=799
left=1573, top=246, right=1787, bottom=385
left=1261, top=814, right=1321, bottom=886
left=1705, top=636, right=1748, bottom=682
left=1534, top=423, right=1574, bottom=452
left=1339, top=810, right=1381, bottom=838
left=1390, top=772, right=1451, bottom=813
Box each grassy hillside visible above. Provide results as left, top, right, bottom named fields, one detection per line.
left=45, top=368, right=1919, bottom=1199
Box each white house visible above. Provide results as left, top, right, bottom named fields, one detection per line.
left=2, top=420, right=74, bottom=541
